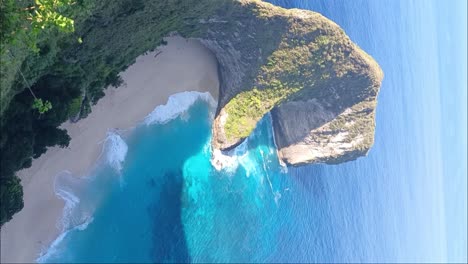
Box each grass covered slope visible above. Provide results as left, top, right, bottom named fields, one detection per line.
left=208, top=1, right=383, bottom=151
left=0, top=0, right=382, bottom=225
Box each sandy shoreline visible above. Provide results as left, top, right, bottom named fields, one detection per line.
left=0, top=36, right=219, bottom=263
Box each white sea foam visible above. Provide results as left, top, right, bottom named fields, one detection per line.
left=40, top=91, right=218, bottom=263
left=36, top=228, right=70, bottom=263
left=75, top=216, right=94, bottom=231
left=211, top=114, right=273, bottom=176
left=238, top=154, right=256, bottom=177
left=54, top=179, right=80, bottom=231
left=41, top=131, right=129, bottom=262
left=103, top=131, right=128, bottom=173
left=274, top=191, right=282, bottom=204
left=38, top=169, right=97, bottom=263
left=37, top=216, right=94, bottom=263
left=210, top=134, right=250, bottom=173
left=143, top=91, right=216, bottom=125
left=210, top=118, right=260, bottom=175
left=238, top=146, right=260, bottom=178
left=210, top=114, right=288, bottom=206
left=210, top=149, right=239, bottom=172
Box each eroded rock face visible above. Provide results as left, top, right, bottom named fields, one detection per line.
left=270, top=35, right=383, bottom=165
left=198, top=0, right=383, bottom=165
left=272, top=99, right=378, bottom=165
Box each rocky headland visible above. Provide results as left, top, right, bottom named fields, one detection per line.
left=201, top=0, right=383, bottom=165
left=0, top=0, right=383, bottom=231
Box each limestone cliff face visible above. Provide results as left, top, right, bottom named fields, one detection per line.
left=196, top=0, right=383, bottom=165
left=272, top=98, right=378, bottom=165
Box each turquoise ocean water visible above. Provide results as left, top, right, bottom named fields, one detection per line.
left=41, top=0, right=467, bottom=263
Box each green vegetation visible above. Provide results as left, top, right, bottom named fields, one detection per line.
left=220, top=17, right=343, bottom=143
left=0, top=0, right=81, bottom=225
left=0, top=0, right=89, bottom=113
left=0, top=0, right=382, bottom=225
left=224, top=84, right=300, bottom=140
left=32, top=98, right=52, bottom=114
left=29, top=0, right=75, bottom=34
left=67, top=96, right=82, bottom=118
left=0, top=177, right=23, bottom=226
left=216, top=9, right=381, bottom=148
left=0, top=0, right=224, bottom=225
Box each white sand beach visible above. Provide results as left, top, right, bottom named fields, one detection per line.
left=0, top=36, right=219, bottom=263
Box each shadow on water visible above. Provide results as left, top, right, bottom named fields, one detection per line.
left=148, top=169, right=190, bottom=263
left=289, top=164, right=329, bottom=200
left=136, top=101, right=212, bottom=263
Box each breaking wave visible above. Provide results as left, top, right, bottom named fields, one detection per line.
left=102, top=131, right=128, bottom=173
left=38, top=91, right=215, bottom=263
left=143, top=91, right=216, bottom=125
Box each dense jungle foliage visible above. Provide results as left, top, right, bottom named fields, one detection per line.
left=0, top=0, right=378, bottom=226
left=0, top=0, right=224, bottom=225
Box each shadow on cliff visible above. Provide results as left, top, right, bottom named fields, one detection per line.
left=270, top=72, right=377, bottom=148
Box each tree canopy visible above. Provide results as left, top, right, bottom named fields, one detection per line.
left=0, top=0, right=220, bottom=226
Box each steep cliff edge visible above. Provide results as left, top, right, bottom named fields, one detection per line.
left=1, top=0, right=382, bottom=225
left=202, top=0, right=383, bottom=164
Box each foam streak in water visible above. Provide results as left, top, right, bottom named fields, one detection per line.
left=39, top=91, right=217, bottom=263
left=41, top=130, right=129, bottom=262
left=54, top=178, right=80, bottom=231
left=36, top=217, right=94, bottom=263
left=103, top=131, right=128, bottom=173
left=143, top=91, right=215, bottom=125
left=210, top=114, right=275, bottom=175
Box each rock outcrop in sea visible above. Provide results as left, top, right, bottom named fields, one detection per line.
left=196, top=0, right=383, bottom=165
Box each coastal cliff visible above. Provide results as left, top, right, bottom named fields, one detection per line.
left=199, top=1, right=383, bottom=165
left=1, top=0, right=382, bottom=224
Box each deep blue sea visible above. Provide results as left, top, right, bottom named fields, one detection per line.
left=41, top=0, right=467, bottom=263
